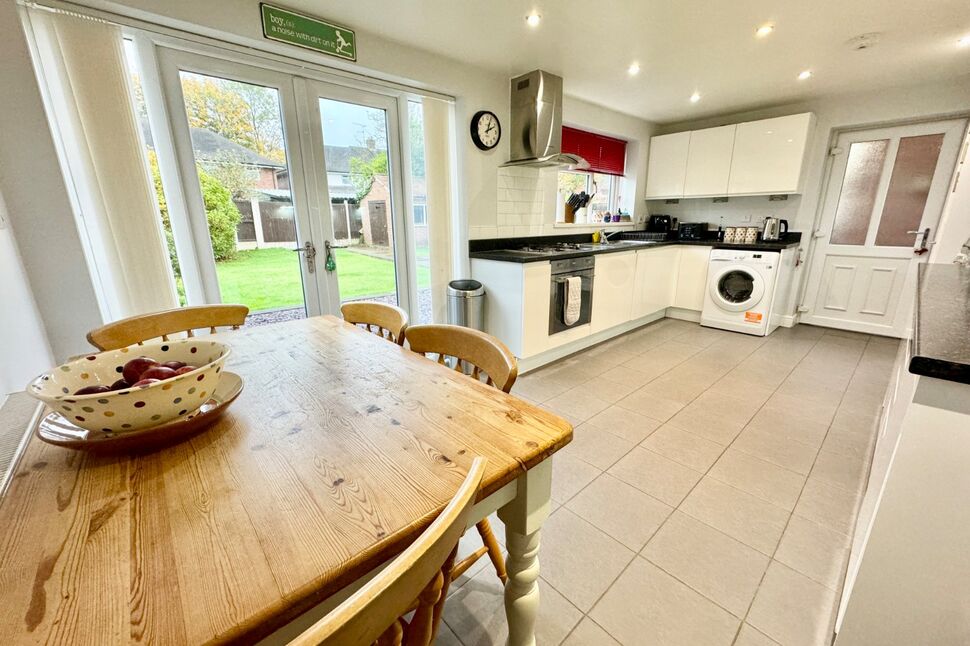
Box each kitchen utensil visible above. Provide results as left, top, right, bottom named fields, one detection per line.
left=647, top=215, right=672, bottom=232
left=678, top=222, right=709, bottom=240
left=762, top=217, right=789, bottom=241
left=35, top=372, right=243, bottom=453
left=27, top=339, right=230, bottom=433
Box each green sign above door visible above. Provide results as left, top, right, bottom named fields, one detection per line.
left=260, top=4, right=357, bottom=61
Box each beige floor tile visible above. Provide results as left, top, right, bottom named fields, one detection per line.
left=640, top=423, right=726, bottom=472
left=567, top=473, right=673, bottom=550
left=680, top=478, right=790, bottom=555
left=732, top=426, right=819, bottom=475
left=744, top=405, right=830, bottom=449
left=775, top=515, right=851, bottom=590
left=639, top=371, right=711, bottom=404
left=511, top=374, right=573, bottom=403
left=545, top=388, right=612, bottom=425
left=443, top=568, right=582, bottom=646
left=747, top=561, right=838, bottom=646
left=708, top=449, right=806, bottom=511
left=675, top=326, right=731, bottom=348
left=615, top=387, right=686, bottom=422
left=566, top=424, right=635, bottom=470
left=643, top=511, right=770, bottom=617
left=821, top=424, right=875, bottom=461
left=667, top=391, right=760, bottom=445
left=575, top=372, right=642, bottom=403
left=591, top=558, right=740, bottom=646
left=551, top=452, right=601, bottom=503
left=585, top=405, right=663, bottom=444
left=734, top=624, right=781, bottom=646
left=765, top=392, right=838, bottom=425
left=598, top=364, right=655, bottom=389
left=793, top=478, right=861, bottom=535
left=707, top=377, right=775, bottom=405
left=434, top=621, right=463, bottom=646
left=608, top=446, right=704, bottom=506
left=621, top=340, right=702, bottom=377
left=536, top=507, right=635, bottom=611
left=561, top=617, right=621, bottom=646
left=810, top=449, right=870, bottom=494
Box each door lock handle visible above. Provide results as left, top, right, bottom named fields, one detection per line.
left=293, top=241, right=317, bottom=273
left=907, top=228, right=932, bottom=255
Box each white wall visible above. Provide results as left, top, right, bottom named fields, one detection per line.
left=647, top=75, right=970, bottom=240
left=0, top=0, right=104, bottom=362
left=0, top=190, right=54, bottom=396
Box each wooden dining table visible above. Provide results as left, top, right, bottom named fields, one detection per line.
left=0, top=315, right=572, bottom=645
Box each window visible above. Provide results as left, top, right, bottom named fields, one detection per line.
left=412, top=202, right=427, bottom=226
left=557, top=171, right=620, bottom=220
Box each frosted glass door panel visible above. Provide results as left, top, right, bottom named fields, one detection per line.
left=874, top=134, right=944, bottom=247
left=829, top=140, right=889, bottom=245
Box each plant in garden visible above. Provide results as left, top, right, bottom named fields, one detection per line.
left=349, top=151, right=388, bottom=202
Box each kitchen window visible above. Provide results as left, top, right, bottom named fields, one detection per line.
left=557, top=171, right=620, bottom=214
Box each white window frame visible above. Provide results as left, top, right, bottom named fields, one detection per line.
left=558, top=170, right=621, bottom=214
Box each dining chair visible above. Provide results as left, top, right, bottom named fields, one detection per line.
left=289, top=457, right=486, bottom=646
left=86, top=304, right=249, bottom=351
left=340, top=302, right=410, bottom=346
left=404, top=324, right=517, bottom=584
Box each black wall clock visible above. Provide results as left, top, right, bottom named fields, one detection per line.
left=470, top=110, right=501, bottom=151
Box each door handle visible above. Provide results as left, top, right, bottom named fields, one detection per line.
left=907, top=228, right=932, bottom=255
left=292, top=241, right=317, bottom=273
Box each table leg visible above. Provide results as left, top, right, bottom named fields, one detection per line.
left=497, top=458, right=553, bottom=646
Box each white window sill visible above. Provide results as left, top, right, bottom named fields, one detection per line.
left=552, top=221, right=637, bottom=229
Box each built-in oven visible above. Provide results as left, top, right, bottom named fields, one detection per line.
left=549, top=256, right=594, bottom=334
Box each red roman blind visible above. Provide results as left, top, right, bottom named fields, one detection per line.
left=561, top=126, right=627, bottom=176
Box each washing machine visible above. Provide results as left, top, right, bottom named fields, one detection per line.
left=701, top=249, right=781, bottom=336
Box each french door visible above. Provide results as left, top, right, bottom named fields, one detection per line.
left=801, top=119, right=966, bottom=337
left=152, top=47, right=414, bottom=323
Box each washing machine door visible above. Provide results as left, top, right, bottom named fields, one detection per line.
left=709, top=263, right=765, bottom=312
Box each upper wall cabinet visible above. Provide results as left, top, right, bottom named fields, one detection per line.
left=644, top=131, right=690, bottom=199
left=684, top=124, right=737, bottom=197
left=645, top=112, right=815, bottom=199
left=727, top=113, right=816, bottom=195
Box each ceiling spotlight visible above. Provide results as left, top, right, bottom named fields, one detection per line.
left=798, top=69, right=813, bottom=80
left=628, top=62, right=641, bottom=76
left=525, top=13, right=541, bottom=27
left=958, top=35, right=970, bottom=47
left=756, top=24, right=775, bottom=38
left=690, top=92, right=701, bottom=103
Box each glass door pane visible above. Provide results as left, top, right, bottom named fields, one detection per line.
left=407, top=100, right=432, bottom=324
left=317, top=96, right=403, bottom=308
left=829, top=139, right=889, bottom=245
left=176, top=71, right=308, bottom=325
left=874, top=134, right=945, bottom=246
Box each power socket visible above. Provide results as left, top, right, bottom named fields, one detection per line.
left=741, top=214, right=751, bottom=223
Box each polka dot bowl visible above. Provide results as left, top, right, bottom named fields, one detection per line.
left=27, top=339, right=231, bottom=433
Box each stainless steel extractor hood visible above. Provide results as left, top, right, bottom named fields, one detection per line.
left=502, top=70, right=589, bottom=170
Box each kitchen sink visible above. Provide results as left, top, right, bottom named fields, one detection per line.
left=578, top=240, right=662, bottom=250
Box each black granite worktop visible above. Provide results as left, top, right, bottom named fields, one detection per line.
left=909, top=263, right=970, bottom=385
left=469, top=232, right=802, bottom=263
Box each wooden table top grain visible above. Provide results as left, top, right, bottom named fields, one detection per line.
left=0, top=316, right=572, bottom=645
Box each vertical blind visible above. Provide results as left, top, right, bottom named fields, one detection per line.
left=561, top=126, right=627, bottom=176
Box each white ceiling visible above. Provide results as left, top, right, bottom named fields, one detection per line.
left=283, top=0, right=970, bottom=123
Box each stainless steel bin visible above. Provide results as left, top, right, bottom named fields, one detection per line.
left=447, top=279, right=485, bottom=330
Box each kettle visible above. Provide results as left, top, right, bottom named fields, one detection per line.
left=762, top=217, right=788, bottom=242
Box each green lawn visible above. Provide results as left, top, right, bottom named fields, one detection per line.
left=215, top=246, right=428, bottom=312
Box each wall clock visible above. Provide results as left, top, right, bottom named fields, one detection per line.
left=470, top=110, right=501, bottom=151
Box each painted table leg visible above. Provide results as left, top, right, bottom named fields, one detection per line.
left=497, top=458, right=553, bottom=646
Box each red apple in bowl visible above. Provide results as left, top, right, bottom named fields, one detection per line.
left=132, top=378, right=161, bottom=387
left=175, top=365, right=197, bottom=375
left=161, top=360, right=185, bottom=370
left=74, top=384, right=111, bottom=395
left=139, top=366, right=178, bottom=381
left=122, top=356, right=159, bottom=385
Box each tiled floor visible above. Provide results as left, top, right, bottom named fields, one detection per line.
left=438, top=318, right=898, bottom=646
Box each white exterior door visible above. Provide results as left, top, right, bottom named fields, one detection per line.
left=801, top=119, right=966, bottom=337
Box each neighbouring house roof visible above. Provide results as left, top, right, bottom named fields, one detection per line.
left=188, top=128, right=285, bottom=168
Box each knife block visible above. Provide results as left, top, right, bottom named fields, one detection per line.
left=564, top=203, right=575, bottom=224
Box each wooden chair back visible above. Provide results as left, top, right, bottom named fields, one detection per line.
left=341, top=302, right=409, bottom=346
left=405, top=324, right=518, bottom=393
left=86, top=304, right=249, bottom=350
left=289, top=458, right=487, bottom=646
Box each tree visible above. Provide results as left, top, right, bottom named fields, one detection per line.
left=181, top=74, right=260, bottom=154
left=349, top=151, right=388, bottom=202
left=231, top=82, right=286, bottom=163
left=200, top=150, right=259, bottom=201
left=409, top=103, right=425, bottom=177
left=147, top=150, right=241, bottom=273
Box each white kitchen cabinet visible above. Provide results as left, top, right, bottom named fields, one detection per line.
left=632, top=246, right=681, bottom=318
left=644, top=132, right=690, bottom=199
left=672, top=246, right=711, bottom=311
left=684, top=124, right=736, bottom=197
left=728, top=113, right=815, bottom=195
left=591, top=251, right=637, bottom=333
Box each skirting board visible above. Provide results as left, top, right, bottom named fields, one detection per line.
left=518, top=310, right=666, bottom=374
